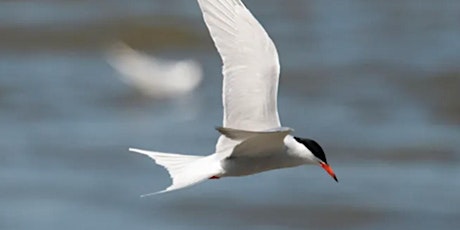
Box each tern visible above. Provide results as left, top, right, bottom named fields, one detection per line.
left=130, top=0, right=338, bottom=195
left=106, top=42, right=202, bottom=98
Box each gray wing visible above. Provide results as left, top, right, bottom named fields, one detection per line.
left=215, top=127, right=292, bottom=157
left=228, top=128, right=292, bottom=158
left=216, top=126, right=292, bottom=140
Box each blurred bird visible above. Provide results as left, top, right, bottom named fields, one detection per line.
left=130, top=0, right=337, bottom=196
left=106, top=42, right=202, bottom=98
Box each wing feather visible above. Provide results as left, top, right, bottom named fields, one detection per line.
left=197, top=0, right=282, bottom=152
left=230, top=129, right=291, bottom=158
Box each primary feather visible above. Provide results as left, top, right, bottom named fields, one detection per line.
left=197, top=0, right=282, bottom=152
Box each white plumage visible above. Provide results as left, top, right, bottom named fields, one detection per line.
left=129, top=0, right=337, bottom=195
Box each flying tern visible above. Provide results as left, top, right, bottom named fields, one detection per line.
left=130, top=0, right=337, bottom=195
left=106, top=42, right=202, bottom=98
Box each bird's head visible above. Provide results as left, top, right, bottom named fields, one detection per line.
left=293, top=137, right=338, bottom=182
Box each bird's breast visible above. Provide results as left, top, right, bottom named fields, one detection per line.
left=221, top=153, right=305, bottom=177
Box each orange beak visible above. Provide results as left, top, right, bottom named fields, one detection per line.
left=320, top=162, right=338, bottom=182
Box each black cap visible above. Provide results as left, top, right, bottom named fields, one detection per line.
left=293, top=137, right=327, bottom=164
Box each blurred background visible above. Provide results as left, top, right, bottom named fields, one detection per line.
left=1, top=0, right=459, bottom=229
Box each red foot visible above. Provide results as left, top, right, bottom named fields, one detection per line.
left=209, top=176, right=220, bottom=179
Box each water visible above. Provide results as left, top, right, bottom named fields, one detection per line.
left=1, top=0, right=459, bottom=229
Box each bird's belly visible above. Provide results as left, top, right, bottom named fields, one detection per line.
left=221, top=154, right=305, bottom=177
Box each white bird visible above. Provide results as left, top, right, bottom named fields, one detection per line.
left=130, top=0, right=337, bottom=196
left=106, top=42, right=202, bottom=98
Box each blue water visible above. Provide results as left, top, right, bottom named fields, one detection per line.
left=1, top=0, right=460, bottom=229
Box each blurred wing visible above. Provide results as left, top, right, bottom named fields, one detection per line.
left=106, top=42, right=163, bottom=86
left=197, top=0, right=281, bottom=152
left=106, top=42, right=202, bottom=97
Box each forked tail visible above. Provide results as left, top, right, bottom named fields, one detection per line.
left=129, top=148, right=221, bottom=196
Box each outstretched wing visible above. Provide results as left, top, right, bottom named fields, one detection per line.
left=197, top=0, right=282, bottom=152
